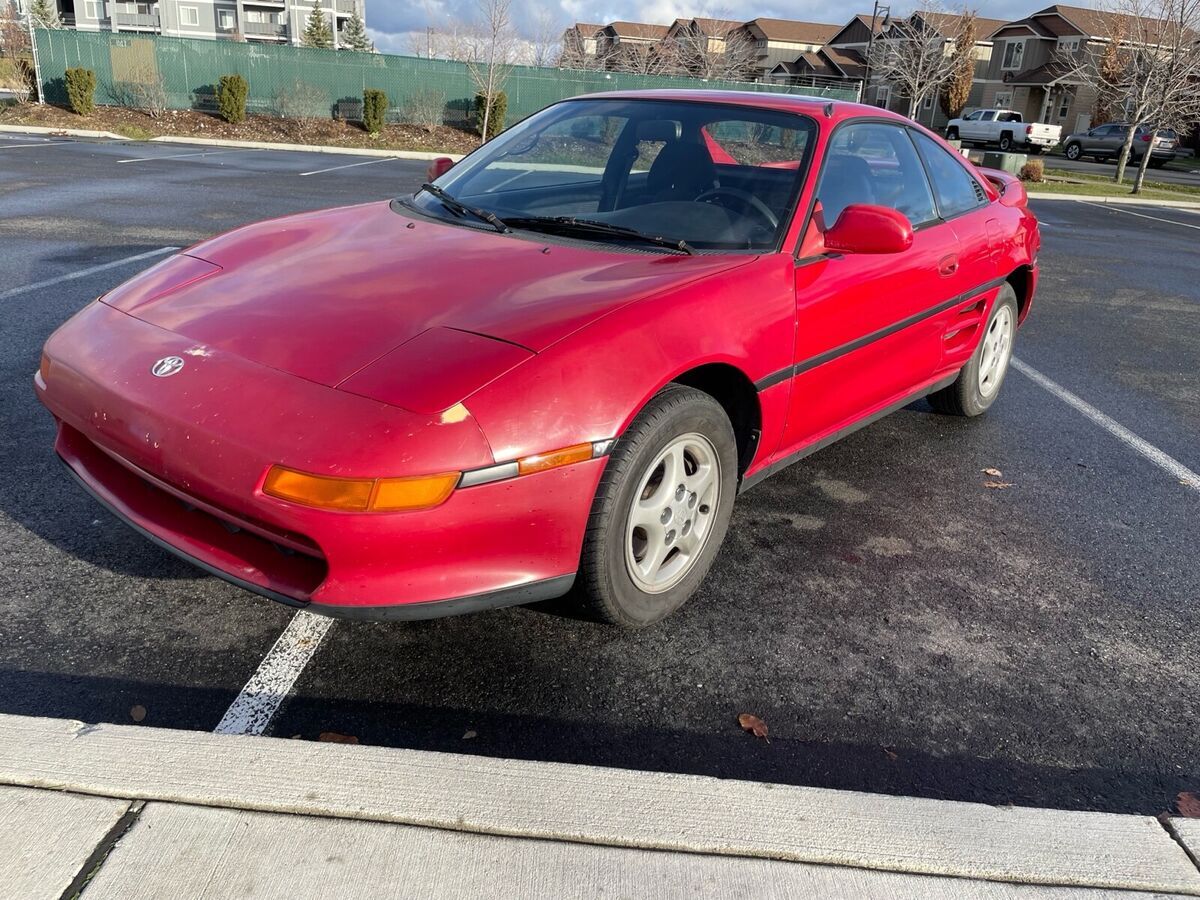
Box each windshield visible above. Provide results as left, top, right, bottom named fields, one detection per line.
left=405, top=98, right=817, bottom=252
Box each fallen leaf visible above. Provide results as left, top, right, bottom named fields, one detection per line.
left=983, top=481, right=1014, bottom=490
left=129, top=705, right=146, bottom=723
left=462, top=730, right=477, bottom=740
left=982, top=467, right=1003, bottom=477
left=738, top=713, right=770, bottom=743
left=882, top=746, right=898, bottom=761
left=318, top=732, right=359, bottom=745
left=1177, top=792, right=1200, bottom=817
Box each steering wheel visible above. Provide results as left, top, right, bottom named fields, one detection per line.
left=695, top=186, right=779, bottom=231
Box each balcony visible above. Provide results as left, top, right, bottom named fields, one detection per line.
left=334, top=0, right=358, bottom=14
left=243, top=20, right=286, bottom=36
left=112, top=11, right=160, bottom=29
left=242, top=0, right=285, bottom=6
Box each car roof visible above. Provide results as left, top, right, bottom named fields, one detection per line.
left=565, top=89, right=911, bottom=126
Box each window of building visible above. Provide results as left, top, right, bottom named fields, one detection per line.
left=218, top=9, right=233, bottom=28
left=875, top=85, right=891, bottom=109
left=1057, top=90, right=1072, bottom=119
left=1057, top=37, right=1080, bottom=53
left=923, top=95, right=934, bottom=110
left=84, top=0, right=101, bottom=17
left=179, top=5, right=198, bottom=25
left=1001, top=39, right=1025, bottom=70
left=994, top=91, right=1012, bottom=108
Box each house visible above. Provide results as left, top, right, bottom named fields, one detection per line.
left=866, top=9, right=1006, bottom=129
left=765, top=13, right=883, bottom=94
left=978, top=4, right=1169, bottom=135
left=597, top=20, right=672, bottom=72
left=41, top=0, right=366, bottom=47
left=740, top=17, right=840, bottom=78
left=663, top=17, right=751, bottom=78
left=560, top=22, right=604, bottom=67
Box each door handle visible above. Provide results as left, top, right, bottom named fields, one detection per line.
left=938, top=254, right=959, bottom=277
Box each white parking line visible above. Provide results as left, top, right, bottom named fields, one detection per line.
left=1078, top=200, right=1200, bottom=231
left=298, top=157, right=398, bottom=176
left=117, top=148, right=252, bottom=164
left=213, top=611, right=333, bottom=736
left=0, top=141, right=73, bottom=150
left=1012, top=357, right=1200, bottom=491
left=0, top=246, right=178, bottom=302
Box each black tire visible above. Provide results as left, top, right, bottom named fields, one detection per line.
left=1029, top=145, right=1044, bottom=156
left=998, top=133, right=1014, bottom=152
left=1149, top=159, right=1165, bottom=169
left=928, top=285, right=1019, bottom=418
left=946, top=127, right=959, bottom=140
left=1064, top=142, right=1082, bottom=160
left=573, top=384, right=738, bottom=628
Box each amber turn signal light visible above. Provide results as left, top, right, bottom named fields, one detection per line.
left=39, top=353, right=52, bottom=385
left=517, top=443, right=595, bottom=476
left=263, top=466, right=460, bottom=512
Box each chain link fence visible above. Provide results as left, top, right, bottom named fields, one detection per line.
left=32, top=29, right=859, bottom=128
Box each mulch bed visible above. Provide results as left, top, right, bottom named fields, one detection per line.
left=0, top=102, right=480, bottom=154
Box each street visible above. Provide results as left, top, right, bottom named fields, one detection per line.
left=2, top=132, right=1198, bottom=818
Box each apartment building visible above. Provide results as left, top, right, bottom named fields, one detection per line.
left=742, top=17, right=840, bottom=73
left=978, top=4, right=1155, bottom=136
left=44, top=0, right=365, bottom=47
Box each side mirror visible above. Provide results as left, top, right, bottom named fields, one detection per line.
left=426, top=157, right=454, bottom=181
left=824, top=204, right=914, bottom=254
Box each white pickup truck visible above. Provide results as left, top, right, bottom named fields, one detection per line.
left=945, top=109, right=1063, bottom=153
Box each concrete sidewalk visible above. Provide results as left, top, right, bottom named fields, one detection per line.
left=2, top=714, right=1199, bottom=899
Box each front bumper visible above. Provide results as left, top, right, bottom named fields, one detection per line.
left=38, top=302, right=603, bottom=619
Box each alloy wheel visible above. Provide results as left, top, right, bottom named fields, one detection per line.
left=624, top=433, right=721, bottom=594
left=978, top=304, right=1015, bottom=399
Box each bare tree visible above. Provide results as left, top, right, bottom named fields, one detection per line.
left=869, top=5, right=961, bottom=117
left=444, top=0, right=518, bottom=139
left=402, top=88, right=445, bottom=133
left=938, top=13, right=976, bottom=119
left=527, top=7, right=563, bottom=68
left=607, top=39, right=680, bottom=76
left=670, top=19, right=757, bottom=80
left=1, top=0, right=31, bottom=59
left=1101, top=0, right=1200, bottom=190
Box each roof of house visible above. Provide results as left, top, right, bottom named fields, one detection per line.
left=987, top=5, right=1185, bottom=43
left=690, top=16, right=743, bottom=34
left=606, top=21, right=671, bottom=40
left=917, top=10, right=1008, bottom=39
left=823, top=13, right=884, bottom=48
left=570, top=22, right=604, bottom=36
left=745, top=17, right=841, bottom=44
left=1004, top=59, right=1078, bottom=84
left=822, top=44, right=867, bottom=76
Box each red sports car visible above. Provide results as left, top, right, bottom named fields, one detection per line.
left=37, top=91, right=1038, bottom=627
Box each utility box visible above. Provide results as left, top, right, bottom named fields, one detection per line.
left=981, top=151, right=1028, bottom=174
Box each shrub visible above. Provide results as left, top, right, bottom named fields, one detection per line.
left=217, top=73, right=248, bottom=124
left=402, top=88, right=444, bottom=134
left=109, top=64, right=168, bottom=119
left=473, top=90, right=506, bottom=139
left=65, top=66, right=95, bottom=116
left=362, top=88, right=387, bottom=136
left=1019, top=158, right=1045, bottom=183
left=273, top=80, right=328, bottom=140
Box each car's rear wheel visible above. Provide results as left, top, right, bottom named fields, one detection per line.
left=999, top=133, right=1014, bottom=152
left=573, top=384, right=737, bottom=627
left=946, top=127, right=959, bottom=140
left=1064, top=142, right=1082, bottom=160
left=928, top=285, right=1018, bottom=417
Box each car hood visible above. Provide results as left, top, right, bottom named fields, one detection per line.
left=103, top=201, right=750, bottom=388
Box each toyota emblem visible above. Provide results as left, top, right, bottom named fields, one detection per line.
left=151, top=356, right=185, bottom=378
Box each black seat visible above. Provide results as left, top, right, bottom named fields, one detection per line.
left=646, top=142, right=718, bottom=201
left=818, top=154, right=874, bottom=226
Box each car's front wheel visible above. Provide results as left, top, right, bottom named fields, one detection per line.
left=928, top=284, right=1018, bottom=417
left=574, top=384, right=738, bottom=627
left=946, top=127, right=959, bottom=140
left=1064, top=142, right=1082, bottom=160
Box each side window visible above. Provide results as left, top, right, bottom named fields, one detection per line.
left=963, top=110, right=982, bottom=121
left=818, top=122, right=937, bottom=227
left=911, top=131, right=985, bottom=219
left=980, top=111, right=997, bottom=121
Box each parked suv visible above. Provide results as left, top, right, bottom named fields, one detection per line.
left=1062, top=123, right=1179, bottom=167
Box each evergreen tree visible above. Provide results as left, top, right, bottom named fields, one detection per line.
left=342, top=11, right=370, bottom=51
left=29, top=0, right=63, bottom=28
left=301, top=1, right=332, bottom=49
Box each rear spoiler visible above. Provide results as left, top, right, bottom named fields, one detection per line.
left=977, top=167, right=1028, bottom=208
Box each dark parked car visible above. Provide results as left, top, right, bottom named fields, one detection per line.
left=1063, top=123, right=1179, bottom=167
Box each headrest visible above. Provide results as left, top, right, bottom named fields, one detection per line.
left=636, top=120, right=682, bottom=142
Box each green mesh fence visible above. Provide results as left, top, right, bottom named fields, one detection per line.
left=32, top=29, right=859, bottom=128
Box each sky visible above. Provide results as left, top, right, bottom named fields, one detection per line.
left=363, top=0, right=1105, bottom=55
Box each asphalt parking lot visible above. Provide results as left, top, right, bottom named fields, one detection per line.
left=2, top=132, right=1198, bottom=817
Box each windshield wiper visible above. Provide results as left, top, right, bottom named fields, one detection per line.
left=417, top=183, right=509, bottom=234
left=505, top=216, right=696, bottom=255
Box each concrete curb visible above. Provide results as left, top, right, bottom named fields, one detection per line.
left=1028, top=191, right=1200, bottom=209
left=0, top=123, right=129, bottom=140
left=0, top=124, right=466, bottom=160
left=1, top=713, right=1198, bottom=895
